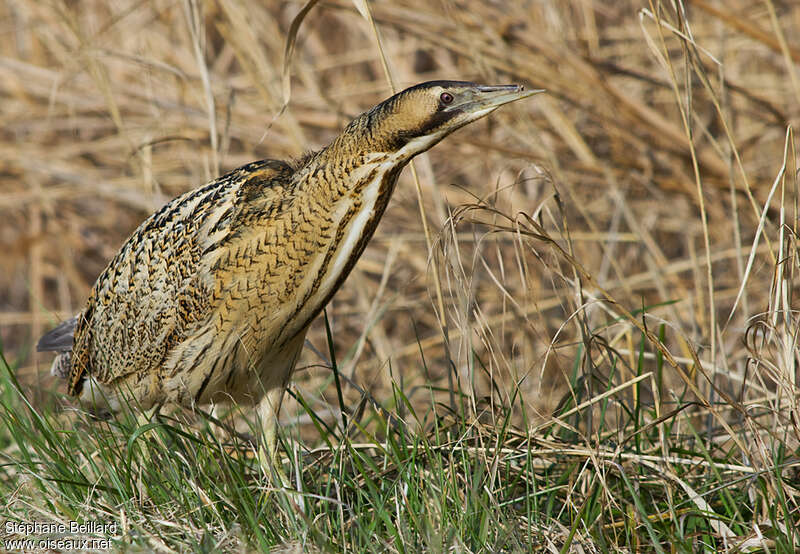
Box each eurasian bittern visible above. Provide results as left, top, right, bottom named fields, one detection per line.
left=37, top=80, right=540, bottom=472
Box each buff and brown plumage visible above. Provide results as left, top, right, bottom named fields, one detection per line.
left=37, top=81, right=540, bottom=470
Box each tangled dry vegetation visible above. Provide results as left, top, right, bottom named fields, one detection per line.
left=2, top=0, right=799, bottom=551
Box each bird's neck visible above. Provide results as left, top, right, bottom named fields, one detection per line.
left=271, top=133, right=409, bottom=341
left=292, top=131, right=411, bottom=264
left=295, top=131, right=409, bottom=197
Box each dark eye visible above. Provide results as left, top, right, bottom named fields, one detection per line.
left=439, top=92, right=454, bottom=105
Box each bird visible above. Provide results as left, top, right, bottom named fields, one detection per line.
left=37, top=80, right=540, bottom=473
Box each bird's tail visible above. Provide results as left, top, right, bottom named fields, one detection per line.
left=37, top=316, right=78, bottom=379
left=37, top=316, right=77, bottom=352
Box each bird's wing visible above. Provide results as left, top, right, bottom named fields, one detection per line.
left=67, top=159, right=294, bottom=396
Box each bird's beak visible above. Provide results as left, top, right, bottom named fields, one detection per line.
left=445, top=84, right=544, bottom=114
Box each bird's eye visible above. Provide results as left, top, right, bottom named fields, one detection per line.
left=439, top=92, right=454, bottom=105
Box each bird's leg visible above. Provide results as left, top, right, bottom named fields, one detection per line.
left=255, top=329, right=307, bottom=486
left=128, top=401, right=166, bottom=478
left=257, top=386, right=289, bottom=486
left=138, top=399, right=166, bottom=426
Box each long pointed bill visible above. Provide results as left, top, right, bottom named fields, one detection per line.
left=445, top=84, right=544, bottom=115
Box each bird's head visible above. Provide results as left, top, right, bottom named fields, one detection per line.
left=349, top=80, right=542, bottom=159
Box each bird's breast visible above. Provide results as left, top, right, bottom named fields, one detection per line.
left=201, top=152, right=404, bottom=356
